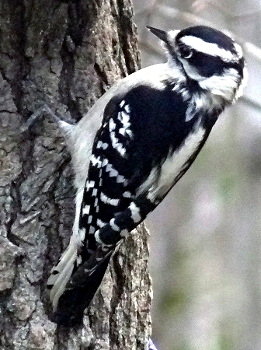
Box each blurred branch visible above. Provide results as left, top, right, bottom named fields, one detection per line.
left=139, top=4, right=261, bottom=63
left=192, top=0, right=261, bottom=20
left=139, top=41, right=163, bottom=58
left=243, top=42, right=261, bottom=61
left=241, top=96, right=261, bottom=112
left=135, top=0, right=163, bottom=17
left=155, top=4, right=216, bottom=27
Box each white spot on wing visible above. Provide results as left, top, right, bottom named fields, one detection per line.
left=110, top=218, right=120, bottom=232
left=95, top=229, right=111, bottom=246
left=124, top=104, right=131, bottom=114
left=104, top=162, right=126, bottom=184
left=129, top=202, right=142, bottom=223
left=109, top=118, right=116, bottom=132
left=82, top=205, right=90, bottom=215
left=116, top=175, right=125, bottom=183
left=89, top=225, right=95, bottom=234
left=105, top=162, right=119, bottom=177
left=118, top=110, right=132, bottom=139
left=100, top=192, right=120, bottom=206
left=97, top=140, right=103, bottom=148
left=110, top=131, right=127, bottom=157
left=102, top=158, right=109, bottom=167
left=86, top=180, right=95, bottom=190
left=97, top=141, right=108, bottom=150
left=118, top=110, right=130, bottom=126
left=120, top=229, right=129, bottom=237
left=97, top=219, right=106, bottom=228
left=123, top=191, right=131, bottom=198
left=90, top=155, right=102, bottom=167
left=199, top=68, right=241, bottom=101
left=119, top=128, right=126, bottom=136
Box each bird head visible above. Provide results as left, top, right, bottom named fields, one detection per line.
left=147, top=25, right=246, bottom=102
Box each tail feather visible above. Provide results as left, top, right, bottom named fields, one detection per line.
left=51, top=254, right=112, bottom=326
left=47, top=241, right=78, bottom=310
left=50, top=254, right=76, bottom=312
left=47, top=237, right=115, bottom=326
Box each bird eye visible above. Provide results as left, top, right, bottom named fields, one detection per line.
left=178, top=45, right=193, bottom=59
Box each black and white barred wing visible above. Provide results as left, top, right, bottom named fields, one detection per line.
left=47, top=96, right=153, bottom=324
left=47, top=84, right=198, bottom=324
left=80, top=99, right=136, bottom=248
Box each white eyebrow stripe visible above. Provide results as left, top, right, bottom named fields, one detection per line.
left=180, top=36, right=239, bottom=62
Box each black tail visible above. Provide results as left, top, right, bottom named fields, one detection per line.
left=51, top=254, right=111, bottom=326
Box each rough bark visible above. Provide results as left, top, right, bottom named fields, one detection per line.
left=0, top=1, right=152, bottom=349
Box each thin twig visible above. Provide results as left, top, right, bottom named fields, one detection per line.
left=192, top=0, right=261, bottom=20
left=146, top=4, right=261, bottom=62
left=139, top=41, right=163, bottom=58
left=241, top=95, right=261, bottom=111
left=135, top=0, right=163, bottom=17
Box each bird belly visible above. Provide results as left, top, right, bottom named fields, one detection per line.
left=148, top=125, right=206, bottom=201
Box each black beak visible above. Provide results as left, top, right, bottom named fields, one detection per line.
left=147, top=26, right=168, bottom=43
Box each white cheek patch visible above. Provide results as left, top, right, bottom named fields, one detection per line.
left=199, top=68, right=240, bottom=100
left=180, top=60, right=204, bottom=82
left=181, top=57, right=242, bottom=102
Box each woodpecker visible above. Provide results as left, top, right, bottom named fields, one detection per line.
left=42, top=25, right=246, bottom=325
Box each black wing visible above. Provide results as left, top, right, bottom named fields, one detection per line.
left=52, top=83, right=207, bottom=325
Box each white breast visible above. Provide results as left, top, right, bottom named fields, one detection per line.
left=138, top=125, right=206, bottom=202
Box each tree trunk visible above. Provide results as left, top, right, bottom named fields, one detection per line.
left=0, top=1, right=152, bottom=349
